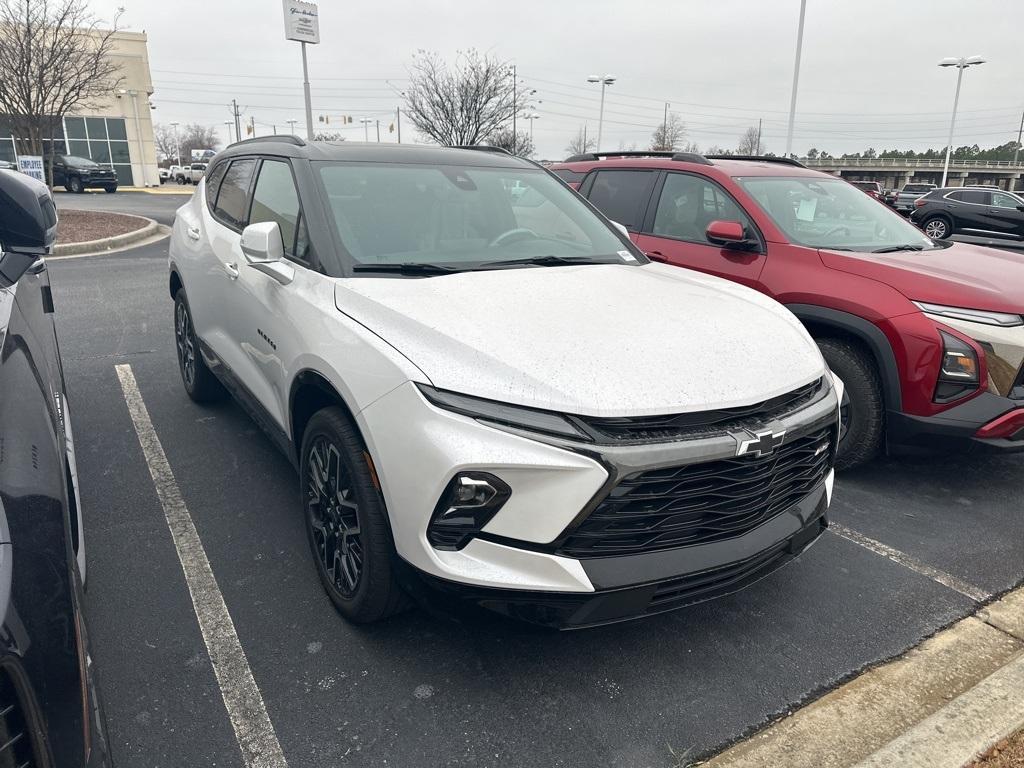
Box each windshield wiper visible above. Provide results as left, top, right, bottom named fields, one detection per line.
left=352, top=263, right=459, bottom=275
left=871, top=244, right=928, bottom=253
left=484, top=255, right=614, bottom=268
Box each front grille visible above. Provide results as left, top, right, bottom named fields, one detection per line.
left=0, top=669, right=37, bottom=768
left=557, top=426, right=834, bottom=558
left=578, top=379, right=823, bottom=443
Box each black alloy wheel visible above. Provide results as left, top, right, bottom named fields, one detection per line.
left=300, top=407, right=408, bottom=623
left=68, top=175, right=83, bottom=193
left=173, top=290, right=224, bottom=402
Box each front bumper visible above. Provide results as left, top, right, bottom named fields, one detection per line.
left=406, top=485, right=829, bottom=629
left=888, top=393, right=1024, bottom=453
left=358, top=379, right=838, bottom=620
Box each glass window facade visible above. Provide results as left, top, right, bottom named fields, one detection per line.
left=1, top=115, right=134, bottom=185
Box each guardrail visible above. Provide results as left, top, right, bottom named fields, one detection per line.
left=801, top=157, right=1024, bottom=170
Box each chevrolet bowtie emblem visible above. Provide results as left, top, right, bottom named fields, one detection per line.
left=737, top=429, right=786, bottom=458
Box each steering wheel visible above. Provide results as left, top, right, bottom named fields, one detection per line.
left=823, top=225, right=851, bottom=239
left=489, top=227, right=539, bottom=247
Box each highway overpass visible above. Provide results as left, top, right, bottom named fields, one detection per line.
left=800, top=157, right=1024, bottom=191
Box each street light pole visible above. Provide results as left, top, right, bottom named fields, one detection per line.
left=287, top=118, right=298, bottom=135
left=224, top=121, right=233, bottom=145
left=170, top=121, right=180, bottom=166
left=784, top=0, right=807, bottom=158
left=1013, top=108, right=1024, bottom=168
left=938, top=55, right=986, bottom=187
left=360, top=117, right=372, bottom=142
left=587, top=75, right=616, bottom=151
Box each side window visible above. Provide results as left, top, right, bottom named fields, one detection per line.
left=205, top=162, right=228, bottom=208
left=585, top=170, right=656, bottom=231
left=991, top=192, right=1020, bottom=209
left=249, top=160, right=306, bottom=261
left=958, top=189, right=989, bottom=205
left=213, top=159, right=256, bottom=230
left=651, top=173, right=754, bottom=244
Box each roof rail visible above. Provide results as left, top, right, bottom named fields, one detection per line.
left=227, top=135, right=306, bottom=148
left=453, top=145, right=512, bottom=155
left=706, top=154, right=805, bottom=168
left=563, top=150, right=712, bottom=165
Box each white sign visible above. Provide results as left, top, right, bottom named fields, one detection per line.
left=191, top=148, right=216, bottom=162
left=283, top=0, right=320, bottom=44
left=17, top=155, right=44, bottom=183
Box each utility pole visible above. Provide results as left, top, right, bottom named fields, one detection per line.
left=396, top=107, right=401, bottom=144
left=1014, top=108, right=1024, bottom=167
left=376, top=119, right=380, bottom=142
left=249, top=115, right=255, bottom=138
left=231, top=99, right=242, bottom=146
left=170, top=121, right=181, bottom=166
left=663, top=101, right=669, bottom=143
left=511, top=64, right=517, bottom=145
left=756, top=118, right=763, bottom=155
left=272, top=124, right=277, bottom=135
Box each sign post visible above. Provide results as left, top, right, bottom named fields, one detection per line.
left=282, top=0, right=319, bottom=141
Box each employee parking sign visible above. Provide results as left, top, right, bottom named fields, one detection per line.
left=17, top=156, right=44, bottom=183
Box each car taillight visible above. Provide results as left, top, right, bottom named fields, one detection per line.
left=914, top=198, right=927, bottom=208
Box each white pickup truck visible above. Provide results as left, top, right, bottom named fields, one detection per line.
left=175, top=162, right=207, bottom=185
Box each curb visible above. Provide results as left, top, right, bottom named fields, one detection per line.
left=54, top=213, right=160, bottom=256
left=701, top=584, right=1024, bottom=768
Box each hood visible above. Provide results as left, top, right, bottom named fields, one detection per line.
left=819, top=242, right=1024, bottom=314
left=334, top=263, right=824, bottom=417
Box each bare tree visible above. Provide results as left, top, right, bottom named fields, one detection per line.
left=313, top=130, right=344, bottom=142
left=403, top=49, right=518, bottom=146
left=0, top=0, right=123, bottom=180
left=154, top=124, right=178, bottom=164
left=177, top=123, right=220, bottom=163
left=565, top=126, right=596, bottom=157
left=488, top=128, right=533, bottom=158
left=650, top=113, right=687, bottom=151
left=737, top=126, right=763, bottom=155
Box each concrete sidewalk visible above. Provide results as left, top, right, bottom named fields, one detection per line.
left=702, top=587, right=1024, bottom=768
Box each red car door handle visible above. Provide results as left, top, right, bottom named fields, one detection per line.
left=645, top=250, right=669, bottom=263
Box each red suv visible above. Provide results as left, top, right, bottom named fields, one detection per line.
left=552, top=152, right=1024, bottom=468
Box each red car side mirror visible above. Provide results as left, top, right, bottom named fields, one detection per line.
left=706, top=220, right=746, bottom=245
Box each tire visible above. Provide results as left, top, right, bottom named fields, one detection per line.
left=173, top=289, right=225, bottom=403
left=817, top=338, right=884, bottom=471
left=68, top=176, right=83, bottom=194
left=104, top=185, right=117, bottom=194
left=300, top=407, right=409, bottom=623
left=921, top=215, right=951, bottom=239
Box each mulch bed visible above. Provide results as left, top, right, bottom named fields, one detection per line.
left=57, top=209, right=149, bottom=244
left=971, top=729, right=1024, bottom=767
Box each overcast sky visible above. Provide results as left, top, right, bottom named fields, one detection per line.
left=92, top=0, right=1024, bottom=159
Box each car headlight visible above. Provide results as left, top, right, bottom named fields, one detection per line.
left=935, top=330, right=980, bottom=403
left=417, top=384, right=591, bottom=441
left=914, top=302, right=1023, bottom=328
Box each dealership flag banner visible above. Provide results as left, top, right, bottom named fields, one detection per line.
left=17, top=156, right=44, bottom=183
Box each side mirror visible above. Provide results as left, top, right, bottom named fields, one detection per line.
left=706, top=219, right=753, bottom=249
left=1016, top=205, right=1024, bottom=212
left=610, top=220, right=630, bottom=238
left=240, top=221, right=293, bottom=285
left=0, top=169, right=57, bottom=286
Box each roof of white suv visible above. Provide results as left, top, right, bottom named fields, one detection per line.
left=214, top=137, right=534, bottom=168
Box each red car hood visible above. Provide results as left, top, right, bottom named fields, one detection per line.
left=819, top=242, right=1024, bottom=314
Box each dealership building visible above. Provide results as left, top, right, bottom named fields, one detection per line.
left=0, top=30, right=159, bottom=187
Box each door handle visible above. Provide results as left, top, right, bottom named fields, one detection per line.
left=186, top=226, right=201, bottom=241
left=225, top=263, right=239, bottom=279
left=645, top=250, right=669, bottom=263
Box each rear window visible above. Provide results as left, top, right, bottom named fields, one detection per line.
left=903, top=184, right=933, bottom=193
left=213, top=159, right=256, bottom=230
left=947, top=189, right=989, bottom=204
left=585, top=170, right=657, bottom=230
left=552, top=168, right=586, bottom=184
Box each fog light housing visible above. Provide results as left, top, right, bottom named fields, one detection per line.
left=934, top=330, right=980, bottom=403
left=427, top=472, right=511, bottom=551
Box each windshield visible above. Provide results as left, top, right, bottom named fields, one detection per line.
left=903, top=184, right=933, bottom=194
left=736, top=176, right=935, bottom=252
left=63, top=155, right=100, bottom=169
left=317, top=162, right=639, bottom=271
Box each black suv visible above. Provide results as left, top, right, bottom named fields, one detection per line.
left=910, top=186, right=1024, bottom=241
left=47, top=154, right=118, bottom=194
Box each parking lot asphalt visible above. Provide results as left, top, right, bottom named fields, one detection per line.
left=47, top=195, right=1024, bottom=768
left=55, top=188, right=189, bottom=226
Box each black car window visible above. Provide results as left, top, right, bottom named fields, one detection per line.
left=991, top=192, right=1021, bottom=209
left=585, top=170, right=656, bottom=230
left=552, top=168, right=586, bottom=184
left=213, top=159, right=257, bottom=230
left=205, top=162, right=228, bottom=207
left=948, top=189, right=989, bottom=205
left=652, top=172, right=754, bottom=244
left=249, top=160, right=306, bottom=261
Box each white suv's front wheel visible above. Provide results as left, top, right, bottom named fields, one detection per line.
left=300, top=407, right=409, bottom=623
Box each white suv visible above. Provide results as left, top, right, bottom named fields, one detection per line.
left=168, top=138, right=840, bottom=628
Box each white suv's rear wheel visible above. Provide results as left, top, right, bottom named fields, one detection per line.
left=300, top=407, right=408, bottom=623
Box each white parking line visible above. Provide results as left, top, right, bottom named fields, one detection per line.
left=116, top=364, right=289, bottom=768
left=830, top=522, right=988, bottom=603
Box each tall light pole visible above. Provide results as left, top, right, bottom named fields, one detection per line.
left=938, top=55, right=986, bottom=187
left=224, top=120, right=234, bottom=145
left=525, top=113, right=540, bottom=142
left=1014, top=108, right=1024, bottom=168
left=287, top=118, right=298, bottom=135
left=360, top=117, right=372, bottom=142
left=586, top=74, right=616, bottom=151
left=784, top=0, right=807, bottom=158
left=170, top=120, right=181, bottom=166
